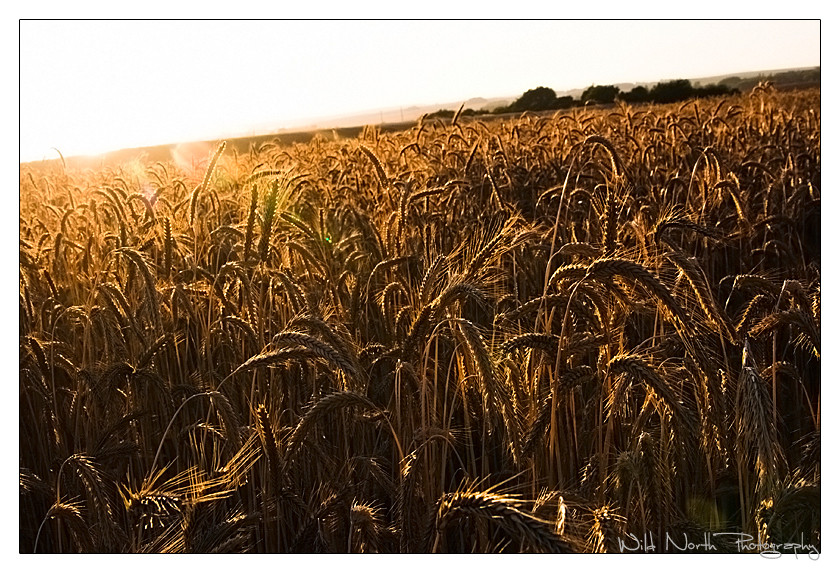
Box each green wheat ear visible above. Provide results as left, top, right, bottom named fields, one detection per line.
left=258, top=178, right=279, bottom=262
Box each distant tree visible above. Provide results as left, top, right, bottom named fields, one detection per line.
left=649, top=79, right=694, bottom=104
left=508, top=86, right=558, bottom=112
left=580, top=84, right=620, bottom=105
left=619, top=86, right=650, bottom=103
left=556, top=95, right=575, bottom=109
left=427, top=109, right=455, bottom=119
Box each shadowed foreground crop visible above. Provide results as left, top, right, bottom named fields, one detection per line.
left=20, top=84, right=820, bottom=553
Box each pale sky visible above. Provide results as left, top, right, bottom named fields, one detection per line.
left=20, top=19, right=820, bottom=162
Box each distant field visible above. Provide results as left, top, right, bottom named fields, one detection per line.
left=22, top=123, right=414, bottom=171
left=22, top=113, right=504, bottom=171
left=20, top=85, right=820, bottom=554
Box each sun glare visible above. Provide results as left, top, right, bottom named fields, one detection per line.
left=171, top=141, right=214, bottom=175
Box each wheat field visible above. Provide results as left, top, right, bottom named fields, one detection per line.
left=19, top=84, right=820, bottom=554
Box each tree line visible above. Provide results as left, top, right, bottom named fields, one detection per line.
left=428, top=79, right=738, bottom=120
